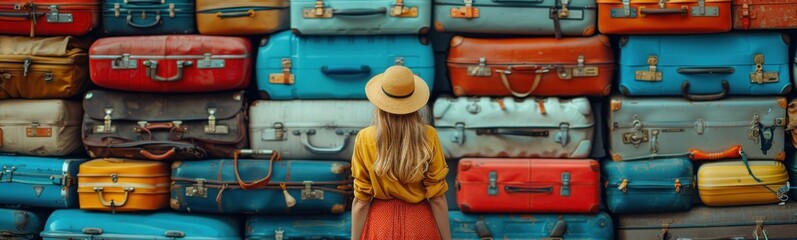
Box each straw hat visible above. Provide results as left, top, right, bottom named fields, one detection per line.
left=365, top=66, right=430, bottom=115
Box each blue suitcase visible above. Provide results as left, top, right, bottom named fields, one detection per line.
left=256, top=31, right=434, bottom=100
left=102, top=0, right=196, bottom=35
left=0, top=156, right=83, bottom=209
left=449, top=211, right=613, bottom=240
left=602, top=158, right=695, bottom=214
left=619, top=32, right=791, bottom=98
left=0, top=208, right=45, bottom=240
left=40, top=209, right=240, bottom=240
left=291, top=0, right=431, bottom=35
left=246, top=213, right=351, bottom=240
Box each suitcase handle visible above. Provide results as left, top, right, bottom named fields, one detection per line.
left=298, top=129, right=354, bottom=154
left=640, top=6, right=688, bottom=15
left=475, top=128, right=550, bottom=137
left=0, top=12, right=45, bottom=21
left=504, top=185, right=553, bottom=193
left=496, top=68, right=545, bottom=98
left=320, top=65, right=371, bottom=76
left=681, top=80, right=729, bottom=101
left=233, top=150, right=282, bottom=190
left=216, top=9, right=256, bottom=18
left=474, top=219, right=493, bottom=240
left=139, top=148, right=176, bottom=160
left=143, top=60, right=193, bottom=82
left=126, top=12, right=162, bottom=28
left=126, top=0, right=165, bottom=3
left=677, top=67, right=736, bottom=75
left=688, top=145, right=742, bottom=161
left=491, top=0, right=543, bottom=3
left=93, top=186, right=134, bottom=208
left=332, top=8, right=387, bottom=16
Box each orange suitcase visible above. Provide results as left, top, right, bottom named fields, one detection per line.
left=78, top=159, right=170, bottom=212
left=597, top=0, right=732, bottom=34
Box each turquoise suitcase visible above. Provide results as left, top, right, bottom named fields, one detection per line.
left=102, top=0, right=196, bottom=35
left=450, top=211, right=613, bottom=240
left=291, top=0, right=431, bottom=35
left=0, top=156, right=83, bottom=209
left=246, top=214, right=351, bottom=240
left=0, top=208, right=45, bottom=240
left=602, top=158, right=695, bottom=214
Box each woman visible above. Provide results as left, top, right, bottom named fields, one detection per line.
left=351, top=66, right=451, bottom=240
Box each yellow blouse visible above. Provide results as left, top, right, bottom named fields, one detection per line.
left=351, top=125, right=449, bottom=203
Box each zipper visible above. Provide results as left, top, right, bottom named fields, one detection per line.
left=198, top=6, right=287, bottom=13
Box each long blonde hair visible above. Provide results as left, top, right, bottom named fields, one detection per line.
left=372, top=108, right=433, bottom=184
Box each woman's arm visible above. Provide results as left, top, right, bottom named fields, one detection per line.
left=351, top=198, right=371, bottom=240
left=429, top=195, right=452, bottom=240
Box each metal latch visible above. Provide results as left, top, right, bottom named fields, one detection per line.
left=553, top=123, right=570, bottom=147
left=558, top=0, right=570, bottom=17
left=635, top=56, right=662, bottom=81
left=394, top=57, right=405, bottom=66
left=467, top=57, right=491, bottom=77
left=452, top=122, right=466, bottom=145
left=274, top=228, right=285, bottom=240
left=186, top=179, right=208, bottom=198
left=301, top=181, right=324, bottom=200
left=303, top=0, right=333, bottom=18
left=114, top=3, right=121, bottom=17
left=749, top=113, right=761, bottom=144
left=750, top=54, right=778, bottom=84
left=561, top=172, right=570, bottom=197
left=43, top=72, right=53, bottom=82
left=94, top=108, right=117, bottom=133
left=691, top=0, right=719, bottom=16
left=568, top=55, right=599, bottom=78
left=26, top=121, right=52, bottom=138
left=488, top=171, right=498, bottom=196
left=269, top=58, right=295, bottom=84
left=695, top=119, right=705, bottom=135
left=164, top=230, right=184, bottom=239
left=1, top=166, right=16, bottom=182
left=451, top=0, right=479, bottom=19
left=390, top=0, right=418, bottom=17
left=610, top=0, right=637, bottom=18
left=674, top=179, right=681, bottom=193
left=617, top=179, right=628, bottom=192
left=112, top=54, right=137, bottom=69
left=22, top=58, right=32, bottom=77
left=197, top=53, right=225, bottom=69
left=650, top=129, right=659, bottom=153
left=204, top=108, right=229, bottom=134
left=623, top=119, right=649, bottom=147
left=47, top=5, right=73, bottom=23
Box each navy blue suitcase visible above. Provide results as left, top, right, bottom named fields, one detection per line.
left=450, top=211, right=614, bottom=240
left=102, top=0, right=196, bottom=35
left=0, top=208, right=45, bottom=240
left=0, top=156, right=83, bottom=209
left=246, top=214, right=351, bottom=240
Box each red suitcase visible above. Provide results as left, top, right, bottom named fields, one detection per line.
left=89, top=35, right=252, bottom=93
left=456, top=158, right=600, bottom=214
left=0, top=0, right=100, bottom=37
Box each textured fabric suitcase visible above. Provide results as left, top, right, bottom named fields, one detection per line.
left=41, top=209, right=240, bottom=240
left=249, top=100, right=373, bottom=160
left=733, top=0, right=797, bottom=30
left=171, top=156, right=352, bottom=214
left=434, top=96, right=594, bottom=159
left=602, top=158, right=695, bottom=214
left=457, top=158, right=600, bottom=213
left=291, top=0, right=430, bottom=35
left=698, top=160, right=789, bottom=206
left=609, top=96, right=786, bottom=161
left=78, top=159, right=170, bottom=212
left=434, top=0, right=596, bottom=37
left=246, top=213, right=351, bottom=239
left=447, top=35, right=614, bottom=97
left=82, top=90, right=248, bottom=160
left=0, top=0, right=99, bottom=36
left=102, top=0, right=196, bottom=35
left=449, top=211, right=614, bottom=240
left=196, top=0, right=289, bottom=35
left=618, top=203, right=797, bottom=240
left=597, top=0, right=732, bottom=34
left=0, top=100, right=82, bottom=156
left=0, top=36, right=89, bottom=99
left=0, top=208, right=45, bottom=240
left=0, top=156, right=83, bottom=209
left=89, top=35, right=252, bottom=93
left=619, top=33, right=791, bottom=97
left=256, top=31, right=434, bottom=100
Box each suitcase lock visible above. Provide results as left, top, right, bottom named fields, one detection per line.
left=186, top=179, right=207, bottom=198
left=623, top=119, right=649, bottom=147
left=487, top=171, right=497, bottom=196
left=204, top=108, right=229, bottom=134
left=0, top=166, right=16, bottom=182
left=93, top=108, right=117, bottom=134
left=467, top=58, right=491, bottom=77
left=301, top=181, right=324, bottom=200
left=302, top=0, right=332, bottom=18
left=46, top=5, right=73, bottom=23
left=269, top=59, right=294, bottom=85
left=750, top=54, right=779, bottom=84
left=197, top=53, right=225, bottom=69
left=451, top=123, right=466, bottom=145
left=635, top=56, right=662, bottom=82
left=451, top=0, right=479, bottom=19
left=389, top=0, right=418, bottom=18
left=553, top=123, right=570, bottom=147
left=610, top=0, right=637, bottom=18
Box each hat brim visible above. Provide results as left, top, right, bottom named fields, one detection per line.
left=365, top=73, right=430, bottom=115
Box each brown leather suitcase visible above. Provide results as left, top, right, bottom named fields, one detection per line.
left=733, top=0, right=797, bottom=30
left=446, top=35, right=614, bottom=97
left=0, top=36, right=88, bottom=99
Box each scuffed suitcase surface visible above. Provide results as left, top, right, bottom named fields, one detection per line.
left=0, top=100, right=83, bottom=156
left=290, top=0, right=431, bottom=35
left=0, top=0, right=100, bottom=36
left=0, top=36, right=89, bottom=99
left=602, top=158, right=695, bottom=214
left=0, top=156, right=83, bottom=209
left=246, top=213, right=351, bottom=239
left=101, top=0, right=196, bottom=35
left=196, top=0, right=290, bottom=35
left=597, top=0, right=732, bottom=34
left=698, top=160, right=789, bottom=206
left=0, top=208, right=45, bottom=240
left=733, top=0, right=797, bottom=30
left=449, top=211, right=614, bottom=240
left=77, top=159, right=171, bottom=212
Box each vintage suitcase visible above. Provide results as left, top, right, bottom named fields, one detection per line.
left=249, top=100, right=373, bottom=160
left=450, top=211, right=614, bottom=240
left=698, top=160, right=789, bottom=206
left=619, top=33, right=791, bottom=97
left=246, top=213, right=351, bottom=239
left=40, top=209, right=240, bottom=240
left=196, top=0, right=289, bottom=35
left=290, top=0, right=430, bottom=35
left=434, top=96, right=594, bottom=159
left=102, top=0, right=196, bottom=35
left=171, top=154, right=352, bottom=214
left=456, top=158, right=600, bottom=213
left=602, top=158, right=695, bottom=214
left=618, top=203, right=797, bottom=240
left=0, top=156, right=83, bottom=209
left=447, top=35, right=614, bottom=97
left=77, top=158, right=170, bottom=212
left=0, top=208, right=45, bottom=240
left=82, top=90, right=248, bottom=160
left=0, top=36, right=89, bottom=99
left=89, top=35, right=252, bottom=93
left=0, top=0, right=100, bottom=36
left=609, top=96, right=786, bottom=161
left=733, top=0, right=797, bottom=30
left=597, top=0, right=732, bottom=34
left=256, top=31, right=434, bottom=100
left=434, top=0, right=596, bottom=37
left=0, top=100, right=83, bottom=156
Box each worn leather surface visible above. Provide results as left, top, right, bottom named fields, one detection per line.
left=0, top=99, right=83, bottom=156
left=0, top=0, right=100, bottom=36
left=597, top=0, right=732, bottom=34
left=602, top=158, right=695, bottom=214
left=698, top=160, right=787, bottom=206
left=733, top=0, right=797, bottom=29
left=0, top=36, right=88, bottom=99
left=196, top=0, right=289, bottom=35
left=77, top=159, right=171, bottom=212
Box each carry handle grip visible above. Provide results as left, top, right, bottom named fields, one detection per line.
left=333, top=8, right=387, bottom=16
left=677, top=67, right=736, bottom=75
left=505, top=185, right=553, bottom=193
left=233, top=150, right=281, bottom=190
left=475, top=128, right=549, bottom=137
left=139, top=148, right=176, bottom=161
left=474, top=219, right=493, bottom=240
left=496, top=68, right=545, bottom=98
left=320, top=65, right=371, bottom=76
left=640, top=6, right=688, bottom=15
left=491, top=0, right=543, bottom=3
left=143, top=60, right=193, bottom=82
left=93, top=187, right=134, bottom=207
left=681, top=80, right=729, bottom=101
left=689, top=145, right=742, bottom=161
left=126, top=13, right=161, bottom=28
left=298, top=130, right=353, bottom=154
left=216, top=9, right=256, bottom=18
left=0, top=12, right=44, bottom=21
left=126, top=0, right=165, bottom=3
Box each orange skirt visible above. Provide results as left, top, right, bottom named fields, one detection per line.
left=361, top=199, right=441, bottom=240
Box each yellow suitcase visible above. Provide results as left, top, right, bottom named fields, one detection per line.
left=78, top=159, right=170, bottom=212
left=698, top=160, right=789, bottom=207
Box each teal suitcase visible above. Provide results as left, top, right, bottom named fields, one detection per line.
left=245, top=214, right=351, bottom=240
left=290, top=0, right=431, bottom=35
left=102, top=0, right=196, bottom=35
left=0, top=156, right=84, bottom=209
left=0, top=208, right=45, bottom=240
left=602, top=158, right=695, bottom=214
left=450, top=211, right=613, bottom=240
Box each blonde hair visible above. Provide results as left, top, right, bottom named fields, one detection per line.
left=372, top=108, right=433, bottom=184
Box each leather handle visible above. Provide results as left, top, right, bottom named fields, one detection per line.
left=640, top=7, right=688, bottom=15
left=505, top=185, right=553, bottom=193
left=298, top=130, right=353, bottom=154
left=491, top=0, right=543, bottom=3
left=332, top=8, right=387, bottom=16
left=677, top=67, right=736, bottom=75
left=233, top=150, right=281, bottom=190
left=681, top=80, right=729, bottom=101
left=93, top=187, right=133, bottom=207
left=689, top=145, right=742, bottom=161
left=143, top=60, right=193, bottom=82
left=216, top=9, right=255, bottom=18
left=475, top=128, right=549, bottom=137
left=497, top=69, right=544, bottom=98
left=0, top=12, right=44, bottom=20
left=475, top=219, right=493, bottom=240
left=126, top=13, right=161, bottom=28
left=320, top=65, right=371, bottom=76
left=142, top=122, right=175, bottom=130
left=126, top=0, right=164, bottom=3
left=139, top=148, right=176, bottom=161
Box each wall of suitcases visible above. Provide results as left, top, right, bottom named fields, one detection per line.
left=4, top=0, right=797, bottom=239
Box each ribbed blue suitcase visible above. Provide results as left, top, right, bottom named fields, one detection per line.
left=449, top=211, right=614, bottom=240
left=619, top=32, right=791, bottom=99
left=0, top=208, right=45, bottom=240
left=0, top=156, right=83, bottom=209
left=40, top=209, right=240, bottom=240
left=102, top=0, right=196, bottom=35
left=602, top=158, right=695, bottom=214
left=256, top=31, right=434, bottom=99
left=246, top=214, right=351, bottom=240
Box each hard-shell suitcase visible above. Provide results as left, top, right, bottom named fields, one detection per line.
left=609, top=96, right=786, bottom=161
left=456, top=158, right=600, bottom=213
left=0, top=0, right=100, bottom=36
left=196, top=0, right=289, bottom=35
left=89, top=35, right=252, bottom=93
left=602, top=158, right=695, bottom=214
left=0, top=156, right=83, bottom=209
left=82, top=90, right=248, bottom=160
left=40, top=209, right=240, bottom=240
left=0, top=100, right=82, bottom=156
left=733, top=0, right=797, bottom=30
left=248, top=100, right=373, bottom=160
left=698, top=160, right=789, bottom=206
left=246, top=213, right=351, bottom=239
left=449, top=211, right=614, bottom=240
left=171, top=156, right=352, bottom=214
left=434, top=96, right=594, bottom=159
left=447, top=35, right=614, bottom=97
left=597, top=0, right=732, bottom=34
left=0, top=208, right=45, bottom=240
left=0, top=36, right=89, bottom=99
left=290, top=0, right=430, bottom=35
left=78, top=159, right=170, bottom=212
left=433, top=0, right=596, bottom=37
left=102, top=0, right=196, bottom=35
left=619, top=33, right=791, bottom=97
left=618, top=203, right=797, bottom=240
left=256, top=31, right=434, bottom=100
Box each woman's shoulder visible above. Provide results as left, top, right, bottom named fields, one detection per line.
left=356, top=126, right=377, bottom=142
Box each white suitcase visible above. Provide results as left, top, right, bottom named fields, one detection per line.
left=0, top=100, right=82, bottom=156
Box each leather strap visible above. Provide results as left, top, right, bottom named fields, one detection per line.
left=550, top=0, right=562, bottom=39
left=233, top=150, right=281, bottom=190
left=498, top=69, right=543, bottom=98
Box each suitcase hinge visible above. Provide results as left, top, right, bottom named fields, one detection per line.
left=553, top=123, right=570, bottom=147
left=204, top=108, right=229, bottom=134
left=1, top=166, right=16, bottom=182
left=467, top=58, right=492, bottom=77
left=26, top=121, right=52, bottom=138
left=623, top=118, right=649, bottom=147
left=750, top=54, right=778, bottom=84
left=47, top=5, right=73, bottom=23
left=560, top=172, right=570, bottom=197
left=451, top=0, right=479, bottom=19
left=197, top=53, right=225, bottom=69
left=302, top=0, right=333, bottom=18
left=274, top=228, right=285, bottom=240
left=635, top=56, right=662, bottom=81
left=301, top=181, right=324, bottom=200
left=452, top=122, right=466, bottom=145
left=390, top=0, right=418, bottom=18
left=93, top=108, right=117, bottom=134
left=186, top=179, right=208, bottom=198
left=610, top=0, right=637, bottom=18
left=617, top=179, right=628, bottom=192
left=487, top=171, right=498, bottom=196
left=112, top=54, right=137, bottom=69
left=269, top=58, right=295, bottom=85
left=22, top=58, right=32, bottom=77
